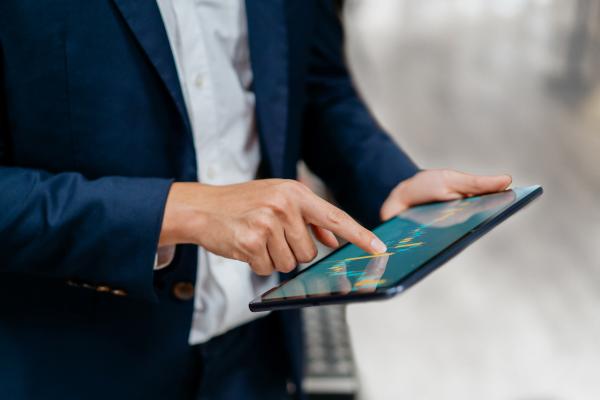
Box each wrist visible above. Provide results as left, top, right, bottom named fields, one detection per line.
left=159, top=182, right=210, bottom=246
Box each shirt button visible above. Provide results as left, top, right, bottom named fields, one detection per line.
left=96, top=285, right=111, bottom=293
left=173, top=282, right=195, bottom=301
left=194, top=74, right=204, bottom=88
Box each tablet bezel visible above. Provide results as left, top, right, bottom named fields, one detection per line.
left=249, top=185, right=543, bottom=312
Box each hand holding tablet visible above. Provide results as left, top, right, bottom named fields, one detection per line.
left=250, top=185, right=543, bottom=311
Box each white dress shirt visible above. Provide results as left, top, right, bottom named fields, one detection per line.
left=156, top=0, right=278, bottom=344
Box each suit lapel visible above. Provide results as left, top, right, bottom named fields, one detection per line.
left=111, top=0, right=289, bottom=176
left=111, top=0, right=192, bottom=134
left=246, top=0, right=289, bottom=177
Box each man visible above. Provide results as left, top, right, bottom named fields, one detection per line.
left=0, top=1, right=511, bottom=399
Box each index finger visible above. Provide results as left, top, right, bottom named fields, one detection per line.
left=299, top=192, right=387, bottom=255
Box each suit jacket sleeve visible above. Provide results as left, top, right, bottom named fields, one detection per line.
left=0, top=40, right=171, bottom=302
left=302, top=0, right=419, bottom=228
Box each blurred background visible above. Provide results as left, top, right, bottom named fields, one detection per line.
left=303, top=1, right=600, bottom=399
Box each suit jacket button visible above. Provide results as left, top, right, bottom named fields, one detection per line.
left=111, top=289, right=127, bottom=297
left=96, top=286, right=111, bottom=293
left=173, top=282, right=195, bottom=301
left=66, top=280, right=79, bottom=287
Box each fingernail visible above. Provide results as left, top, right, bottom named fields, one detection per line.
left=371, top=238, right=387, bottom=253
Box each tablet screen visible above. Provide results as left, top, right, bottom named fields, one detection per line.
left=262, top=186, right=537, bottom=301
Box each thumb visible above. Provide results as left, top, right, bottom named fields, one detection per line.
left=447, top=171, right=512, bottom=195
left=380, top=193, right=410, bottom=221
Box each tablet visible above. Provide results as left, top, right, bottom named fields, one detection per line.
left=249, top=185, right=543, bottom=312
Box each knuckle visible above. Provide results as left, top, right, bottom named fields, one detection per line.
left=296, top=255, right=308, bottom=263
left=231, top=250, right=246, bottom=263
left=440, top=184, right=455, bottom=195
left=252, top=264, right=272, bottom=276
left=278, top=258, right=296, bottom=273
left=284, top=264, right=296, bottom=273
left=359, top=229, right=374, bottom=245
left=326, top=208, right=347, bottom=225
left=253, top=208, right=276, bottom=231
left=297, top=244, right=318, bottom=263
left=279, top=179, right=305, bottom=194
left=269, top=192, right=291, bottom=213
left=242, top=232, right=264, bottom=253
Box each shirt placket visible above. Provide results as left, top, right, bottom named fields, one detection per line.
left=173, top=1, right=219, bottom=184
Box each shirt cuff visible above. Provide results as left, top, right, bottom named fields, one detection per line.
left=154, top=245, right=176, bottom=270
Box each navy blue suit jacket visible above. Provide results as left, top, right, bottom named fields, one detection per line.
left=0, top=1, right=417, bottom=399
